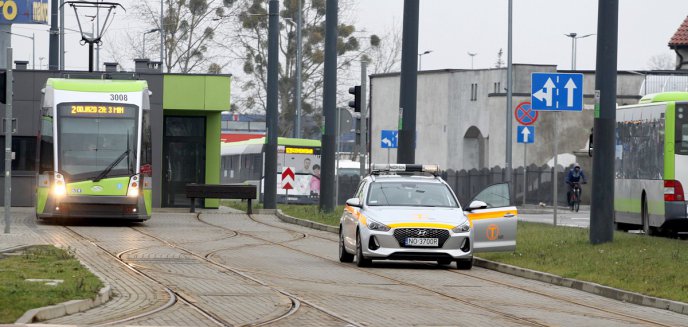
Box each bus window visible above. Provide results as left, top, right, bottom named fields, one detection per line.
left=677, top=104, right=688, bottom=155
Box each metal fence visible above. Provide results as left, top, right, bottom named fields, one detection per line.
left=336, top=165, right=584, bottom=207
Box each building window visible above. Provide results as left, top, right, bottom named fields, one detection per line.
left=493, top=82, right=501, bottom=93
left=0, top=136, right=37, bottom=172
left=470, top=83, right=478, bottom=101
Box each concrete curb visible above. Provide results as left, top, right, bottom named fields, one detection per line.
left=15, top=285, right=112, bottom=324
left=8, top=245, right=114, bottom=324
left=473, top=258, right=688, bottom=316
left=272, top=210, right=688, bottom=316
left=275, top=209, right=340, bottom=234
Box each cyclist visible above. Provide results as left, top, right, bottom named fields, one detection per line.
left=565, top=163, right=587, bottom=207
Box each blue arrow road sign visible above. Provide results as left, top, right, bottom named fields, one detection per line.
left=517, top=126, right=534, bottom=144
left=381, top=130, right=398, bottom=148
left=531, top=73, right=584, bottom=111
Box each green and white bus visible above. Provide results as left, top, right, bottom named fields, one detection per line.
left=614, top=92, right=688, bottom=234
left=36, top=78, right=152, bottom=221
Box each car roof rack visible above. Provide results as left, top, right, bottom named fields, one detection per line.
left=370, top=164, right=441, bottom=177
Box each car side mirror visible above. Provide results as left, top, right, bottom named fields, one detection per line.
left=465, top=200, right=488, bottom=212
left=346, top=198, right=362, bottom=208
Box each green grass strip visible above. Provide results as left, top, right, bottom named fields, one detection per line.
left=223, top=201, right=688, bottom=304
left=0, top=245, right=103, bottom=323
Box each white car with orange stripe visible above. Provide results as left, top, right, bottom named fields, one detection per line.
left=338, top=164, right=517, bottom=269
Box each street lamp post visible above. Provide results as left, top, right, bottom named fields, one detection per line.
left=468, top=52, right=477, bottom=69
left=564, top=33, right=595, bottom=70
left=418, top=50, right=432, bottom=71
left=142, top=28, right=161, bottom=59
left=2, top=32, right=34, bottom=69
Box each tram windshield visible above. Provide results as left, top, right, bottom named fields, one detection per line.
left=56, top=103, right=138, bottom=180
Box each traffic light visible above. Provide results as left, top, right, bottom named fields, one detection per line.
left=0, top=71, right=6, bottom=104
left=348, top=85, right=361, bottom=112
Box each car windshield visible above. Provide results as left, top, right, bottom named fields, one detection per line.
left=366, top=181, right=459, bottom=208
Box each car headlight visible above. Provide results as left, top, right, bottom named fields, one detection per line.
left=453, top=222, right=471, bottom=233
left=367, top=218, right=391, bottom=232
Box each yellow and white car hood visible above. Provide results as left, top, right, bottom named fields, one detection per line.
left=361, top=206, right=468, bottom=229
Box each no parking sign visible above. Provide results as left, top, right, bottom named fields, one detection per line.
left=514, top=102, right=538, bottom=126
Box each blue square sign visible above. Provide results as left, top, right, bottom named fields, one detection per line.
left=531, top=73, right=584, bottom=111
left=381, top=130, right=398, bottom=148
left=517, top=126, right=534, bottom=144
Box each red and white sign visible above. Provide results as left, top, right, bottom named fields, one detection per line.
left=281, top=167, right=295, bottom=190
left=514, top=101, right=538, bottom=126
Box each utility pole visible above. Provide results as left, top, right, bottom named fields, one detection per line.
left=4, top=48, right=12, bottom=233
left=160, top=0, right=164, bottom=68
left=360, top=59, right=368, bottom=178
left=319, top=0, right=338, bottom=212
left=397, top=0, right=419, bottom=164
left=505, top=0, right=514, bottom=186
left=590, top=0, right=618, bottom=244
left=49, top=0, right=59, bottom=70
left=60, top=0, right=65, bottom=70
left=264, top=0, right=279, bottom=209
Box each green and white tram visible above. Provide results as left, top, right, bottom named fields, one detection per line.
left=614, top=92, right=688, bottom=234
left=36, top=78, right=152, bottom=221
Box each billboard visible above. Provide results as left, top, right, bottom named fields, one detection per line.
left=0, top=0, right=49, bottom=25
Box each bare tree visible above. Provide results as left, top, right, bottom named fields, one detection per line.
left=133, top=0, right=238, bottom=73
left=364, top=24, right=403, bottom=75
left=220, top=0, right=378, bottom=138
left=494, top=48, right=504, bottom=68
left=647, top=52, right=675, bottom=71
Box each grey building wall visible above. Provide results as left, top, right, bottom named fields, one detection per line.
left=369, top=64, right=646, bottom=173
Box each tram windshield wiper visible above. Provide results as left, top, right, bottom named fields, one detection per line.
left=93, top=149, right=130, bottom=182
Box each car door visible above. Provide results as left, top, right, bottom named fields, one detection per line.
left=465, top=183, right=517, bottom=253
left=342, top=180, right=366, bottom=250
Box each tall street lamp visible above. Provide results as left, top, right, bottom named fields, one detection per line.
left=142, top=28, right=161, bottom=59
left=564, top=33, right=595, bottom=70
left=2, top=31, right=34, bottom=69
left=468, top=52, right=477, bottom=69
left=418, top=50, right=432, bottom=71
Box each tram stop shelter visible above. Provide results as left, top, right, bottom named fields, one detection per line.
left=0, top=59, right=229, bottom=209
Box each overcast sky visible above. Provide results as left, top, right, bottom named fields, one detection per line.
left=7, top=0, right=688, bottom=72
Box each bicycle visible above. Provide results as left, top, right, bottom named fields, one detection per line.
left=568, top=182, right=582, bottom=212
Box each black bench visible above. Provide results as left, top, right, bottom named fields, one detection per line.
left=185, top=184, right=257, bottom=214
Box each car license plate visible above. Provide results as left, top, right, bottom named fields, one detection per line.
left=405, top=238, right=439, bottom=247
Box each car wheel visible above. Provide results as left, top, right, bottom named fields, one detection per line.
left=339, top=228, right=354, bottom=263
left=456, top=258, right=473, bottom=270
left=356, top=231, right=371, bottom=267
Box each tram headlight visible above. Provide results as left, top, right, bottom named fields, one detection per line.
left=53, top=173, right=66, bottom=197
left=127, top=187, right=139, bottom=198
left=127, top=175, right=140, bottom=197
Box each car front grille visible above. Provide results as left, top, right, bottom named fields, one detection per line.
left=393, top=228, right=450, bottom=248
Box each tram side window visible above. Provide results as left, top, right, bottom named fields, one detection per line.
left=141, top=110, right=152, bottom=168
left=0, top=137, right=37, bottom=172
left=39, top=117, right=54, bottom=173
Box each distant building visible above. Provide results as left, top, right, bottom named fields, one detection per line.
left=669, top=15, right=688, bottom=70
left=369, top=65, right=688, bottom=172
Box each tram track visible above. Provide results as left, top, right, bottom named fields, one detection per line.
left=205, top=212, right=681, bottom=327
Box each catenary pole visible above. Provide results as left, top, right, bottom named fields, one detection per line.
left=360, top=59, right=368, bottom=177
left=319, top=0, right=338, bottom=212
left=263, top=0, right=279, bottom=209
left=590, top=0, right=618, bottom=244
left=60, top=0, right=65, bottom=70
left=505, top=0, right=514, bottom=185
left=4, top=48, right=12, bottom=233
left=397, top=0, right=419, bottom=164
left=49, top=0, right=59, bottom=70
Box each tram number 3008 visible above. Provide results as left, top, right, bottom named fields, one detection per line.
left=110, top=94, right=128, bottom=101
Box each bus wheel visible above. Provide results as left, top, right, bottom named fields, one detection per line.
left=614, top=222, right=629, bottom=232
left=641, top=196, right=657, bottom=236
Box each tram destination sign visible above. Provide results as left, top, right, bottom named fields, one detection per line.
left=70, top=105, right=127, bottom=116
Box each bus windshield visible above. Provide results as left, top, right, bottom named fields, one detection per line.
left=57, top=103, right=138, bottom=180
